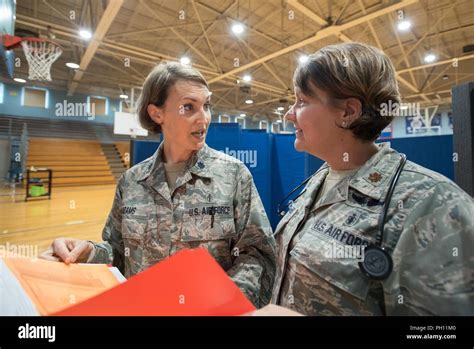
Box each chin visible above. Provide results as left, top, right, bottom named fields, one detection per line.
left=192, top=140, right=206, bottom=150
left=294, top=139, right=305, bottom=152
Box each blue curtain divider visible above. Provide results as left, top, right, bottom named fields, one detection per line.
left=377, top=136, right=453, bottom=180
left=271, top=134, right=306, bottom=228
left=240, top=129, right=272, bottom=220
left=130, top=134, right=162, bottom=165
left=131, top=124, right=454, bottom=230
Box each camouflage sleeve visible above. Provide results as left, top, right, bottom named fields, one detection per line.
left=385, top=182, right=474, bottom=315
left=88, top=176, right=125, bottom=273
left=226, top=165, right=276, bottom=308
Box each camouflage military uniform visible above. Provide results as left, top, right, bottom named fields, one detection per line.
left=271, top=143, right=474, bottom=315
left=88, top=143, right=276, bottom=307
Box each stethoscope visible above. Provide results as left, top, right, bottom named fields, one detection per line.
left=277, top=153, right=407, bottom=281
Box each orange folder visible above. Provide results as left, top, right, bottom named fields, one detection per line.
left=55, top=248, right=256, bottom=316
left=3, top=257, right=120, bottom=315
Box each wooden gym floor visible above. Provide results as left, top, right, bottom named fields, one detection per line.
left=0, top=184, right=116, bottom=254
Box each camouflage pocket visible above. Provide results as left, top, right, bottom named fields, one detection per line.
left=290, top=230, right=370, bottom=302
left=121, top=217, right=146, bottom=274
left=179, top=216, right=236, bottom=271
left=180, top=215, right=237, bottom=242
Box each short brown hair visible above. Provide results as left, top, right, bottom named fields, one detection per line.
left=137, top=62, right=209, bottom=133
left=294, top=42, right=401, bottom=141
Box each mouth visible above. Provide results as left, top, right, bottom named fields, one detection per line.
left=191, top=129, right=206, bottom=140
left=295, top=128, right=303, bottom=137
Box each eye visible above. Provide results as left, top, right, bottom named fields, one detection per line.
left=204, top=102, right=212, bottom=111
left=182, top=104, right=193, bottom=112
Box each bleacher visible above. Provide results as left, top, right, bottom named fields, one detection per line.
left=0, top=115, right=158, bottom=142
left=27, top=138, right=116, bottom=186
left=1, top=116, right=151, bottom=187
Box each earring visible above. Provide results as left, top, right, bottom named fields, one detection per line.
left=342, top=121, right=347, bottom=128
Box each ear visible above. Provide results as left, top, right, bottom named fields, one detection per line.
left=147, top=104, right=163, bottom=125
left=339, top=98, right=362, bottom=128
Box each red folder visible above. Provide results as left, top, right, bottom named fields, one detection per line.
left=54, top=248, right=255, bottom=316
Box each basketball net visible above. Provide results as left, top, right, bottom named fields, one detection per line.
left=21, top=40, right=62, bottom=81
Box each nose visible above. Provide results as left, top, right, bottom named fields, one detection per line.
left=284, top=104, right=296, bottom=123
left=196, top=106, right=210, bottom=126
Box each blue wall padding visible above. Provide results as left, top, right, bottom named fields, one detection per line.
left=132, top=125, right=455, bottom=230
left=379, top=135, right=454, bottom=180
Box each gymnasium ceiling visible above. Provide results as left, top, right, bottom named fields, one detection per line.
left=10, top=0, right=474, bottom=122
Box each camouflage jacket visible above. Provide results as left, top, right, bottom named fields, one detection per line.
left=271, top=143, right=474, bottom=315
left=89, top=143, right=276, bottom=307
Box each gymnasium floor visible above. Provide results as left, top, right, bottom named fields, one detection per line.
left=0, top=184, right=116, bottom=254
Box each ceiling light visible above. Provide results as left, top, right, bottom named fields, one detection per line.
left=119, top=94, right=128, bottom=99
left=13, top=78, right=26, bottom=83
left=243, top=74, right=251, bottom=82
left=245, top=99, right=253, bottom=104
left=231, top=23, right=245, bottom=35
left=79, top=29, right=92, bottom=40
left=277, top=106, right=285, bottom=111
left=276, top=119, right=282, bottom=123
left=180, top=56, right=191, bottom=65
left=424, top=53, right=436, bottom=63
left=66, top=62, right=80, bottom=69
left=397, top=20, right=411, bottom=31
left=299, top=55, right=309, bottom=64
left=240, top=113, right=246, bottom=117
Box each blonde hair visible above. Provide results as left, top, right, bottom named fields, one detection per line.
left=137, top=62, right=209, bottom=133
left=294, top=42, right=401, bottom=141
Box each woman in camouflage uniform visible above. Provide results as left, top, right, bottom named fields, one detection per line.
left=255, top=42, right=473, bottom=315
left=40, top=62, right=276, bottom=307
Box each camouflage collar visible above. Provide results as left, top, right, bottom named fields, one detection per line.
left=186, top=144, right=213, bottom=179
left=348, top=144, right=401, bottom=201
left=313, top=143, right=402, bottom=202
left=135, top=143, right=213, bottom=182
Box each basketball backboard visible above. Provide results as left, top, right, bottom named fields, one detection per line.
left=0, top=0, right=16, bottom=78
left=114, top=112, right=149, bottom=137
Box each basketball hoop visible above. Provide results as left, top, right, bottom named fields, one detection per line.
left=20, top=38, right=62, bottom=81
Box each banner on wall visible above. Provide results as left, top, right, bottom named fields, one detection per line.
left=405, top=114, right=442, bottom=135
left=431, top=113, right=442, bottom=127
left=405, top=116, right=425, bottom=134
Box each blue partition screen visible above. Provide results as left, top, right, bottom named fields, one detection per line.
left=131, top=127, right=455, bottom=230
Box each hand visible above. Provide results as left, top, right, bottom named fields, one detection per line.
left=245, top=304, right=304, bottom=316
left=39, top=238, right=94, bottom=264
